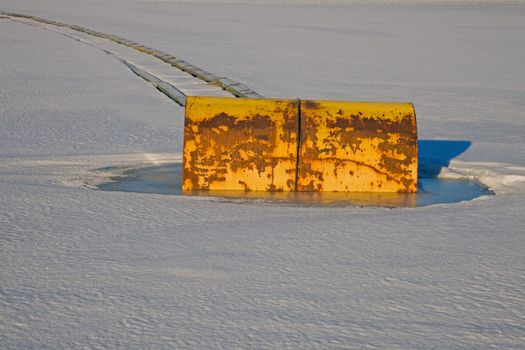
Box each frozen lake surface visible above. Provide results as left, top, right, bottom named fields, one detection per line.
left=1, top=1, right=524, bottom=348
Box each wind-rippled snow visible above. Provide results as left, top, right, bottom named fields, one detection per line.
left=1, top=1, right=524, bottom=348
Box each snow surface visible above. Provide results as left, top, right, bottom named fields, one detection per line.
left=1, top=1, right=525, bottom=348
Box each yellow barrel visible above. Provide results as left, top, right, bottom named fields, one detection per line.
left=298, top=100, right=417, bottom=192
left=183, top=96, right=298, bottom=192
left=183, top=96, right=417, bottom=193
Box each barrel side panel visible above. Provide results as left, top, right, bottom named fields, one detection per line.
left=298, top=100, right=418, bottom=192
left=183, top=96, right=298, bottom=192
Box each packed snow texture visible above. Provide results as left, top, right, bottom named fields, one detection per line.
left=1, top=1, right=524, bottom=348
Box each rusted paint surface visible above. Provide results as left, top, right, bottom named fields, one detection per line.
left=183, top=97, right=418, bottom=193
left=183, top=96, right=298, bottom=191
left=298, top=100, right=418, bottom=192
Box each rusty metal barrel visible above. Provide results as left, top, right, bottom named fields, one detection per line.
left=183, top=96, right=417, bottom=193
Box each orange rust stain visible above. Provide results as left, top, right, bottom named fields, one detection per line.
left=183, top=97, right=418, bottom=193
left=183, top=96, right=298, bottom=192
left=297, top=100, right=418, bottom=193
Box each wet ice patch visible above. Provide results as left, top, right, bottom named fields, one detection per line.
left=98, top=163, right=493, bottom=207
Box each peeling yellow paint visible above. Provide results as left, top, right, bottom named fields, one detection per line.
left=183, top=97, right=418, bottom=193
left=298, top=100, right=418, bottom=192
left=183, top=96, right=298, bottom=192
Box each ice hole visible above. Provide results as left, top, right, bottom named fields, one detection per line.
left=98, top=163, right=493, bottom=208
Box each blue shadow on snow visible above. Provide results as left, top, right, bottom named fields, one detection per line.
left=418, top=140, right=471, bottom=178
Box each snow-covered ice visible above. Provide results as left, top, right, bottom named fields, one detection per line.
left=1, top=1, right=524, bottom=348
